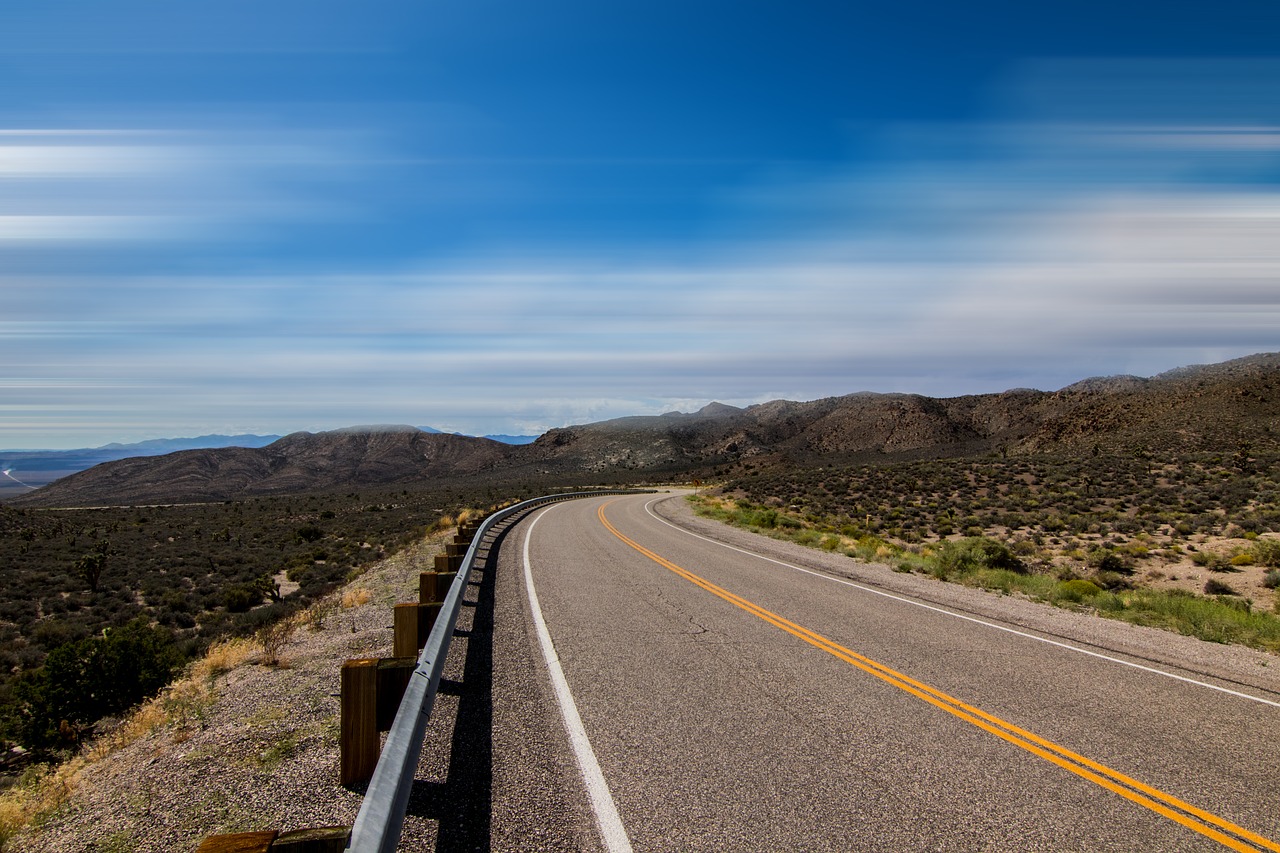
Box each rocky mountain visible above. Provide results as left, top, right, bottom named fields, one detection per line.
left=9, top=354, right=1279, bottom=507
left=526, top=353, right=1279, bottom=471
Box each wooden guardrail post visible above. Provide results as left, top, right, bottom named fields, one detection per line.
left=434, top=552, right=463, bottom=572
left=375, top=657, right=416, bottom=731
left=393, top=601, right=442, bottom=657
left=418, top=570, right=456, bottom=604
left=270, top=828, right=350, bottom=852
left=340, top=659, right=379, bottom=785
left=196, top=831, right=277, bottom=853
left=341, top=657, right=418, bottom=784
left=197, top=827, right=350, bottom=852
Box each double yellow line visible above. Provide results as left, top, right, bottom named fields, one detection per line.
left=597, top=502, right=1279, bottom=852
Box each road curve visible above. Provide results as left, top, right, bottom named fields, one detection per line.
left=439, top=491, right=1280, bottom=852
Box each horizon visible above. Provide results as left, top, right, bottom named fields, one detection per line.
left=5, top=2, right=1280, bottom=449
left=4, top=350, right=1271, bottom=452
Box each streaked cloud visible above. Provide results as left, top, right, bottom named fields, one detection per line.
left=4, top=57, right=1280, bottom=447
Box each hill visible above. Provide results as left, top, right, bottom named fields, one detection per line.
left=10, top=427, right=515, bottom=506
left=526, top=352, right=1280, bottom=472
left=9, top=353, right=1279, bottom=507
left=0, top=434, right=282, bottom=499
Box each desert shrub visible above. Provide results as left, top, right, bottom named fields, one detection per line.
left=1263, top=569, right=1280, bottom=590
left=1092, top=571, right=1132, bottom=591
left=1087, top=548, right=1130, bottom=575
left=1191, top=550, right=1229, bottom=570
left=1251, top=538, right=1280, bottom=568
left=257, top=615, right=298, bottom=666
left=222, top=583, right=263, bottom=613
left=933, top=537, right=1026, bottom=578
left=2, top=618, right=185, bottom=749
left=1204, top=578, right=1238, bottom=596
left=1057, top=579, right=1102, bottom=603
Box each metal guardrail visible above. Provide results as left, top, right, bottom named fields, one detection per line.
left=344, top=489, right=648, bottom=853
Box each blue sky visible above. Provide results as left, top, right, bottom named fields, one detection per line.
left=4, top=1, right=1280, bottom=448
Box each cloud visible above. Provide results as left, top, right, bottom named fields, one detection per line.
left=6, top=60, right=1280, bottom=446
left=0, top=126, right=376, bottom=250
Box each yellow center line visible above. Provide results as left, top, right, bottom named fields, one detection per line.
left=596, top=501, right=1279, bottom=853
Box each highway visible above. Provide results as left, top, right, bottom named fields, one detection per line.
left=411, top=490, right=1280, bottom=852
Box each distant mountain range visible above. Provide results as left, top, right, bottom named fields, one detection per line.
left=8, top=353, right=1279, bottom=507
left=0, top=429, right=537, bottom=498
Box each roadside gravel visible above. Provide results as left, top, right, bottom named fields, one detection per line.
left=10, top=534, right=447, bottom=853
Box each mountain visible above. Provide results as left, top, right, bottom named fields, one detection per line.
left=526, top=353, right=1280, bottom=472
left=10, top=426, right=515, bottom=506
left=9, top=354, right=1279, bottom=507
left=416, top=425, right=536, bottom=444
left=0, top=434, right=282, bottom=498
left=482, top=434, right=539, bottom=445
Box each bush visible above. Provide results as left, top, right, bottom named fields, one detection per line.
left=1251, top=538, right=1280, bottom=568
left=1204, top=578, right=1238, bottom=596
left=222, top=584, right=263, bottom=613
left=3, top=618, right=185, bottom=749
left=1087, top=548, right=1131, bottom=575
left=934, top=537, right=1027, bottom=578
left=1093, top=571, right=1132, bottom=591
left=1263, top=569, right=1280, bottom=590
left=1057, top=579, right=1102, bottom=603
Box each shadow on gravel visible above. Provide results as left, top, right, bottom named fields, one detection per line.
left=403, top=520, right=514, bottom=852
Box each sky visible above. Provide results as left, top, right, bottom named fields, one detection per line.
left=4, top=1, right=1280, bottom=449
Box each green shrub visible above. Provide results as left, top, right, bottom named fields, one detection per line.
left=1263, top=569, right=1280, bottom=590
left=1087, top=548, right=1130, bottom=575
left=1093, top=571, right=1132, bottom=591
left=1251, top=538, right=1280, bottom=568
left=3, top=618, right=185, bottom=749
left=934, top=537, right=1026, bottom=577
left=223, top=583, right=263, bottom=613
left=1204, top=578, right=1238, bottom=596
left=1057, top=579, right=1102, bottom=603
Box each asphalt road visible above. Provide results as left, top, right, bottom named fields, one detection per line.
left=426, top=491, right=1280, bottom=852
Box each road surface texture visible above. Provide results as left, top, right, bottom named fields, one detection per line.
left=407, top=490, right=1280, bottom=852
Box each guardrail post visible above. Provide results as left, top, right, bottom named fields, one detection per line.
left=196, top=831, right=277, bottom=853
left=340, top=659, right=379, bottom=785
left=271, top=827, right=351, bottom=852
left=197, top=827, right=350, bottom=853
left=434, top=552, right=463, bottom=572
left=375, top=658, right=416, bottom=732
left=393, top=602, right=441, bottom=658
left=418, top=570, right=456, bottom=604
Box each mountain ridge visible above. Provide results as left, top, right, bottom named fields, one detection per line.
left=10, top=353, right=1279, bottom=507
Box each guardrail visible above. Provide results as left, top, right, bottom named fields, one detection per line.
left=344, top=489, right=647, bottom=853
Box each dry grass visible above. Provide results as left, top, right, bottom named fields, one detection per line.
left=340, top=588, right=372, bottom=609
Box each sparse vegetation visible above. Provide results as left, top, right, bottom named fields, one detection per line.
left=691, top=456, right=1280, bottom=653
left=0, top=485, right=507, bottom=765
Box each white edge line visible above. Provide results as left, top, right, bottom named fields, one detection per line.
left=524, top=505, right=635, bottom=853
left=644, top=497, right=1280, bottom=710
